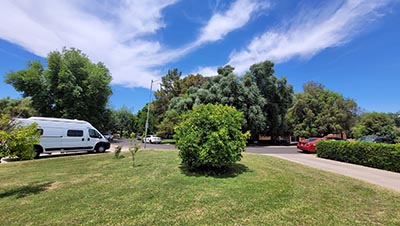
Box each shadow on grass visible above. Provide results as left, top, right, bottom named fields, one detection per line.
left=180, top=163, right=250, bottom=178
left=0, top=182, right=54, bottom=199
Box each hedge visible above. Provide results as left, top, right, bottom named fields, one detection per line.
left=316, top=140, right=400, bottom=173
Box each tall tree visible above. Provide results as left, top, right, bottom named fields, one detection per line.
left=286, top=82, right=358, bottom=137
left=249, top=61, right=294, bottom=137
left=157, top=109, right=180, bottom=138
left=0, top=97, right=38, bottom=118
left=153, top=68, right=182, bottom=118
left=169, top=65, right=266, bottom=139
left=112, top=106, right=136, bottom=137
left=136, top=104, right=158, bottom=136
left=5, top=48, right=112, bottom=129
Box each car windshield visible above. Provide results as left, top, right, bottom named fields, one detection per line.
left=305, top=138, right=318, bottom=142
left=359, top=135, right=378, bottom=142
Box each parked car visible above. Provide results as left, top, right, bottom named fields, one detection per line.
left=359, top=135, right=395, bottom=144
left=325, top=137, right=346, bottom=141
left=297, top=137, right=324, bottom=153
left=143, top=135, right=162, bottom=144
left=102, top=133, right=114, bottom=142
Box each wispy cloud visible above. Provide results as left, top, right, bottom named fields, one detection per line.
left=0, top=0, right=266, bottom=88
left=0, top=0, right=179, bottom=87
left=191, top=66, right=218, bottom=77
left=228, top=0, right=394, bottom=74
left=196, top=0, right=269, bottom=44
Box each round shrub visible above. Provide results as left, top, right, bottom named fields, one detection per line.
left=174, top=104, right=250, bottom=171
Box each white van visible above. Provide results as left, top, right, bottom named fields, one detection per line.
left=15, top=117, right=110, bottom=158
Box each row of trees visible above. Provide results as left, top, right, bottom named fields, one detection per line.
left=2, top=48, right=399, bottom=141
left=152, top=62, right=294, bottom=140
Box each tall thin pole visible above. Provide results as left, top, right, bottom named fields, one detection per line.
left=144, top=80, right=153, bottom=149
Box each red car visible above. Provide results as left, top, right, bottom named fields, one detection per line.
left=297, top=137, right=324, bottom=153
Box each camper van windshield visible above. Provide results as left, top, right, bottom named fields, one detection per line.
left=89, top=129, right=101, bottom=138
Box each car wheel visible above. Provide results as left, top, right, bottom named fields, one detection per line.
left=96, top=145, right=106, bottom=153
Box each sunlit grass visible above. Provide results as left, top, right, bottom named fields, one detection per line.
left=0, top=150, right=399, bottom=225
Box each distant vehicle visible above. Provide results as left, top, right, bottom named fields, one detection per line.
left=15, top=117, right=110, bottom=158
left=325, top=137, right=346, bottom=141
left=359, top=135, right=395, bottom=144
left=103, top=133, right=114, bottom=141
left=143, top=135, right=162, bottom=144
left=297, top=137, right=324, bottom=153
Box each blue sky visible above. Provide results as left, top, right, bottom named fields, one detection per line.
left=1, top=0, right=399, bottom=113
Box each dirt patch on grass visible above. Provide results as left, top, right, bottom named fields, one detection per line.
left=44, top=181, right=61, bottom=191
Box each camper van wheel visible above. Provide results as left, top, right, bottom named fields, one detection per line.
left=34, top=146, right=42, bottom=159
left=96, top=145, right=106, bottom=153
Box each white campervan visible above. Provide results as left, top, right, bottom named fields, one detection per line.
left=16, top=117, right=110, bottom=158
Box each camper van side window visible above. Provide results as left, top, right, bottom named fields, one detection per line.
left=67, top=130, right=84, bottom=137
left=38, top=129, right=43, bottom=135
left=89, top=129, right=101, bottom=138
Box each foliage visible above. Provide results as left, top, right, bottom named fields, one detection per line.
left=170, top=65, right=266, bottom=139
left=286, top=81, right=358, bottom=137
left=316, top=140, right=400, bottom=173
left=0, top=114, right=40, bottom=160
left=389, top=112, right=400, bottom=127
left=113, top=146, right=124, bottom=159
left=136, top=104, right=157, bottom=135
left=351, top=112, right=399, bottom=139
left=128, top=132, right=141, bottom=167
left=5, top=48, right=112, bottom=129
left=112, top=106, right=136, bottom=137
left=157, top=109, right=180, bottom=138
left=174, top=104, right=250, bottom=171
left=249, top=61, right=294, bottom=137
left=153, top=68, right=182, bottom=118
left=0, top=97, right=38, bottom=118
left=153, top=71, right=206, bottom=137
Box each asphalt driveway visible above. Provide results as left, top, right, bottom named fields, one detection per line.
left=246, top=145, right=400, bottom=192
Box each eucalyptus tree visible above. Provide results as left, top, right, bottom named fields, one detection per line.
left=249, top=61, right=294, bottom=137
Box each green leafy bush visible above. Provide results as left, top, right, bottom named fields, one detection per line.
left=174, top=104, right=250, bottom=171
left=316, top=140, right=400, bottom=173
left=0, top=114, right=40, bottom=160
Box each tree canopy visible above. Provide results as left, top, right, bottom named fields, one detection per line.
left=164, top=62, right=294, bottom=140
left=5, top=48, right=112, bottom=129
left=249, top=61, right=294, bottom=137
left=112, top=106, right=136, bottom=137
left=0, top=97, right=38, bottom=118
left=351, top=112, right=399, bottom=139
left=286, top=82, right=358, bottom=137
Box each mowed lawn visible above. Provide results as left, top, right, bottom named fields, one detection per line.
left=0, top=151, right=399, bottom=225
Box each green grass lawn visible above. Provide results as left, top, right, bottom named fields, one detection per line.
left=161, top=139, right=176, bottom=144
left=0, top=151, right=399, bottom=225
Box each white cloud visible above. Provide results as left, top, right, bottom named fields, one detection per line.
left=0, top=0, right=267, bottom=88
left=228, top=0, right=394, bottom=74
left=196, top=0, right=269, bottom=44
left=192, top=66, right=218, bottom=77
left=0, top=0, right=177, bottom=88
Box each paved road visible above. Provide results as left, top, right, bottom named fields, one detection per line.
left=110, top=138, right=177, bottom=150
